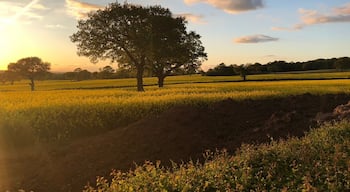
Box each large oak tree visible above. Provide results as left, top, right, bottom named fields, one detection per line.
left=70, top=2, right=206, bottom=91
left=71, top=3, right=155, bottom=91
left=150, top=25, right=207, bottom=87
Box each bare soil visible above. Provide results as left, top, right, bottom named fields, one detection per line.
left=1, top=93, right=350, bottom=192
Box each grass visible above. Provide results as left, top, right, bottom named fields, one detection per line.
left=84, top=121, right=350, bottom=191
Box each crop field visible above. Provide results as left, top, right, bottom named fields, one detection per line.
left=1, top=71, right=350, bottom=91
left=1, top=74, right=350, bottom=144
left=1, top=74, right=350, bottom=191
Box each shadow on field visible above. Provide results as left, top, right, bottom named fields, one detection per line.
left=1, top=93, right=350, bottom=191
left=55, top=77, right=350, bottom=91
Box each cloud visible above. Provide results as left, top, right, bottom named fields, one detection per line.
left=334, top=3, right=350, bottom=15
left=32, top=3, right=49, bottom=10
left=45, top=24, right=65, bottom=29
left=271, top=24, right=304, bottom=31
left=234, top=34, right=279, bottom=43
left=175, top=13, right=206, bottom=24
left=272, top=3, right=350, bottom=31
left=299, top=7, right=350, bottom=25
left=263, top=54, right=277, bottom=58
left=0, top=0, right=47, bottom=24
left=65, top=0, right=103, bottom=19
left=184, top=0, right=264, bottom=14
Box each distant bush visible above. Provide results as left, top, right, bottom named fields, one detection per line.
left=85, top=121, right=350, bottom=191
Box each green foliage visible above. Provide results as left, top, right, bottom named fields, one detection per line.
left=85, top=121, right=350, bottom=191
left=70, top=2, right=206, bottom=91
left=205, top=57, right=347, bottom=75
left=335, top=57, right=350, bottom=71
left=7, top=57, right=51, bottom=91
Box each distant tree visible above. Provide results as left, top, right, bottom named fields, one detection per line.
left=335, top=57, right=350, bottom=71
left=99, top=65, right=115, bottom=79
left=8, top=57, right=50, bottom=91
left=5, top=70, right=21, bottom=84
left=63, top=72, right=76, bottom=81
left=234, top=65, right=248, bottom=81
left=71, top=68, right=92, bottom=81
left=73, top=68, right=82, bottom=81
left=115, top=67, right=135, bottom=78
left=302, top=59, right=331, bottom=71
left=44, top=72, right=65, bottom=80
left=80, top=70, right=92, bottom=80
left=246, top=63, right=267, bottom=74
left=0, top=70, right=20, bottom=85
left=92, top=72, right=99, bottom=79
left=266, top=60, right=290, bottom=72
left=206, top=63, right=236, bottom=76
left=0, top=72, right=6, bottom=84
left=302, top=61, right=317, bottom=71
left=291, top=62, right=303, bottom=71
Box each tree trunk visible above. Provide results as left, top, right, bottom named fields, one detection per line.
left=136, top=64, right=144, bottom=92
left=158, top=75, right=166, bottom=88
left=29, top=78, right=35, bottom=91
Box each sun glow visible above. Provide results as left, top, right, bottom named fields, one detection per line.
left=0, top=0, right=42, bottom=70
left=0, top=20, right=19, bottom=70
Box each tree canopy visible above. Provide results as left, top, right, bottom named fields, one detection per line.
left=148, top=11, right=207, bottom=87
left=205, top=57, right=350, bottom=76
left=335, top=57, right=350, bottom=71
left=7, top=57, right=50, bottom=91
left=70, top=2, right=206, bottom=91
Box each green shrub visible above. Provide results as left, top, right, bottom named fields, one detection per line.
left=85, top=121, right=350, bottom=192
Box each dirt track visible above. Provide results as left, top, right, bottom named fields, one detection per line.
left=1, top=93, right=350, bottom=192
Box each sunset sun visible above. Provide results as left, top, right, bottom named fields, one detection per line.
left=0, top=0, right=42, bottom=70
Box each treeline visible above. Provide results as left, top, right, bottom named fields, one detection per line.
left=51, top=66, right=135, bottom=81
left=0, top=65, right=122, bottom=84
left=0, top=65, right=197, bottom=84
left=205, top=57, right=350, bottom=76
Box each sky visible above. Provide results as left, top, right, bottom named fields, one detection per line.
left=0, top=0, right=349, bottom=72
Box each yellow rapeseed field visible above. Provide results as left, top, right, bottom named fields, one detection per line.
left=1, top=78, right=350, bottom=143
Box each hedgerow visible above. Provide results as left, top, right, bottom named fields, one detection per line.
left=85, top=121, right=350, bottom=192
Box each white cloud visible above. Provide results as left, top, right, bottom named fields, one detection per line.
left=45, top=24, right=65, bottom=29
left=184, top=0, right=264, bottom=14
left=272, top=3, right=350, bottom=31
left=32, top=3, right=49, bottom=10
left=175, top=13, right=206, bottom=24
left=234, top=34, right=279, bottom=43
left=65, top=0, right=103, bottom=19
left=0, top=0, right=47, bottom=24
